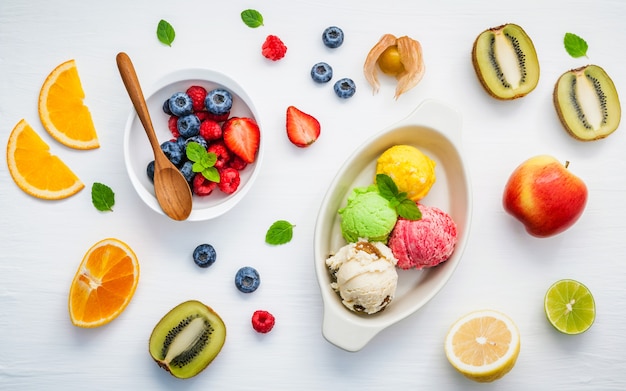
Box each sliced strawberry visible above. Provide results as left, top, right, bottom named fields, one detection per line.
left=286, top=106, right=320, bottom=148
left=222, top=117, right=260, bottom=164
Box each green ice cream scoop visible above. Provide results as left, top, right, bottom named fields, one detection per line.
left=339, top=185, right=398, bottom=243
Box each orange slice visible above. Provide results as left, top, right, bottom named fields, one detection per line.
left=6, top=119, right=84, bottom=199
left=38, top=59, right=100, bottom=150
left=69, top=238, right=140, bottom=328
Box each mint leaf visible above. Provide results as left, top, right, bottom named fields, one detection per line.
left=564, top=32, right=588, bottom=58
left=186, top=142, right=205, bottom=161
left=396, top=199, right=421, bottom=220
left=376, top=174, right=398, bottom=200
left=241, top=9, right=264, bottom=28
left=202, top=167, right=220, bottom=183
left=186, top=142, right=218, bottom=181
left=265, top=220, right=294, bottom=245
left=91, top=182, right=115, bottom=212
left=157, top=19, right=175, bottom=46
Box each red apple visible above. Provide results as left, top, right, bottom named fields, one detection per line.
left=502, top=155, right=587, bottom=238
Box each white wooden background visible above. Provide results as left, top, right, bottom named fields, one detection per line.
left=1, top=0, right=625, bottom=389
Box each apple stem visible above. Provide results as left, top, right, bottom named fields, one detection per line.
left=565, top=160, right=570, bottom=169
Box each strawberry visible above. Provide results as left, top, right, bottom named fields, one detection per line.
left=286, top=106, right=320, bottom=148
left=222, top=117, right=260, bottom=164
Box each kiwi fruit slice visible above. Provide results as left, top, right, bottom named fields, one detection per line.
left=149, top=300, right=226, bottom=379
left=472, top=23, right=540, bottom=99
left=554, top=64, right=621, bottom=141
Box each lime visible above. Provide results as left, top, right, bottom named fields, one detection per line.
left=544, top=279, right=595, bottom=335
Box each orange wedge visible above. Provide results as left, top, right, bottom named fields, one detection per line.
left=38, top=59, right=100, bottom=150
left=6, top=119, right=84, bottom=199
left=69, top=238, right=140, bottom=328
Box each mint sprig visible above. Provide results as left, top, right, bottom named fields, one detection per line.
left=186, top=142, right=219, bottom=182
left=91, top=182, right=115, bottom=212
left=157, top=19, right=176, bottom=46
left=241, top=9, right=264, bottom=28
left=265, top=220, right=294, bottom=245
left=564, top=32, right=588, bottom=58
left=376, top=174, right=421, bottom=220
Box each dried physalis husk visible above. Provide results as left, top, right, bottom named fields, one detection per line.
left=363, top=34, right=425, bottom=99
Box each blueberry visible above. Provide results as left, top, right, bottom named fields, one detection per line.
left=322, top=26, right=344, bottom=49
left=205, top=88, right=233, bottom=115
left=310, top=62, right=333, bottom=83
left=160, top=140, right=184, bottom=166
left=185, top=135, right=208, bottom=150
left=146, top=160, right=155, bottom=182
left=334, top=78, right=356, bottom=99
left=177, top=114, right=201, bottom=139
left=179, top=161, right=195, bottom=183
left=235, top=266, right=260, bottom=293
left=193, top=243, right=217, bottom=268
left=162, top=98, right=172, bottom=115
left=168, top=92, right=193, bottom=116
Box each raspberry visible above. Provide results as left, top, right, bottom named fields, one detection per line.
left=192, top=173, right=217, bottom=196
left=251, top=310, right=275, bottom=333
left=229, top=155, right=248, bottom=171
left=207, top=141, right=231, bottom=169
left=218, top=167, right=240, bottom=194
left=186, top=85, right=207, bottom=112
left=262, top=35, right=287, bottom=61
left=206, top=111, right=230, bottom=122
left=199, top=119, right=222, bottom=141
left=195, top=111, right=211, bottom=122
left=168, top=115, right=180, bottom=138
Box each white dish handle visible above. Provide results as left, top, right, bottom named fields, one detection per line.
left=393, top=99, right=463, bottom=147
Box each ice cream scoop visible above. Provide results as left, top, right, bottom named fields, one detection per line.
left=339, top=185, right=397, bottom=243
left=376, top=144, right=436, bottom=202
left=326, top=240, right=398, bottom=314
left=388, top=204, right=457, bottom=270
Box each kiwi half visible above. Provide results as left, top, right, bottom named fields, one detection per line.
left=149, top=300, right=226, bottom=379
left=472, top=23, right=540, bottom=99
left=554, top=64, right=621, bottom=141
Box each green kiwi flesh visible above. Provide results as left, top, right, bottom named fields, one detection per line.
left=149, top=300, right=226, bottom=379
left=472, top=23, right=539, bottom=99
left=554, top=64, right=621, bottom=141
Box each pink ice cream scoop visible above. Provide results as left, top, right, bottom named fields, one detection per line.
left=388, top=204, right=458, bottom=270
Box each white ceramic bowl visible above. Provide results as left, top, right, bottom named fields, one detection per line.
left=314, top=100, right=472, bottom=351
left=123, top=68, right=263, bottom=221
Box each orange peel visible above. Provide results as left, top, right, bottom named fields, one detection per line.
left=364, top=34, right=425, bottom=99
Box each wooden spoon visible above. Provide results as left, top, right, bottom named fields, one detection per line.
left=116, top=52, right=193, bottom=221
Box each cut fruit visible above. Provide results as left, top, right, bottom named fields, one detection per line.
left=6, top=119, right=84, bottom=200
left=68, top=238, right=140, bottom=328
left=149, top=300, right=226, bottom=379
left=544, top=279, right=595, bottom=335
left=444, top=310, right=520, bottom=383
left=554, top=65, right=621, bottom=141
left=472, top=23, right=540, bottom=100
left=38, top=59, right=100, bottom=150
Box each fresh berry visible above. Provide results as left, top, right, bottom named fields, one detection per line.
left=222, top=117, right=260, bottom=164
left=177, top=114, right=201, bottom=139
left=195, top=111, right=211, bottom=122
left=192, top=173, right=217, bottom=196
left=235, top=266, right=260, bottom=293
left=218, top=167, right=240, bottom=194
left=286, top=106, right=321, bottom=148
left=168, top=116, right=179, bottom=137
left=334, top=77, right=356, bottom=99
left=186, top=85, right=207, bottom=112
left=251, top=310, right=275, bottom=333
left=146, top=160, right=155, bottom=182
left=168, top=92, right=194, bottom=116
left=162, top=99, right=172, bottom=115
left=160, top=140, right=185, bottom=166
left=185, top=135, right=208, bottom=150
left=193, top=243, right=217, bottom=268
left=229, top=155, right=248, bottom=171
left=322, top=26, right=344, bottom=48
left=179, top=161, right=195, bottom=183
left=206, top=111, right=230, bottom=122
left=262, top=35, right=287, bottom=61
left=205, top=88, right=233, bottom=116
left=207, top=141, right=231, bottom=169
left=199, top=119, right=222, bottom=141
left=311, top=62, right=333, bottom=83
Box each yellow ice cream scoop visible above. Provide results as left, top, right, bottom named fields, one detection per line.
left=375, top=145, right=436, bottom=201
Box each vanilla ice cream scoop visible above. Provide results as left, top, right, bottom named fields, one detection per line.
left=326, top=239, right=398, bottom=314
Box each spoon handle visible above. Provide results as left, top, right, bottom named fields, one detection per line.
left=116, top=52, right=161, bottom=153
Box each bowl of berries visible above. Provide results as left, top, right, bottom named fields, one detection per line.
left=123, top=68, right=263, bottom=221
